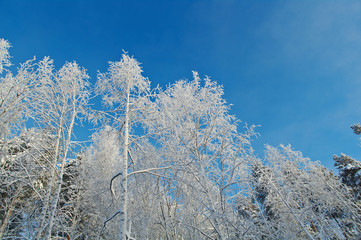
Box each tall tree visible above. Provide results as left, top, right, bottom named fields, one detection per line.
left=334, top=154, right=361, bottom=200
left=33, top=60, right=90, bottom=239
left=0, top=128, right=54, bottom=239
left=0, top=39, right=56, bottom=239
left=153, top=72, right=256, bottom=239
left=96, top=52, right=156, bottom=240
left=263, top=144, right=361, bottom=239
left=82, top=126, right=123, bottom=239
left=334, top=124, right=361, bottom=201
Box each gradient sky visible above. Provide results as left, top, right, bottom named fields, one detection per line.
left=1, top=0, right=361, bottom=169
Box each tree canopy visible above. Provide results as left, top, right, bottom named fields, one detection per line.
left=1, top=38, right=360, bottom=240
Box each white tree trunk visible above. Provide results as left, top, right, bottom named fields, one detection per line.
left=119, top=84, right=130, bottom=240
left=36, top=109, right=64, bottom=239
left=45, top=92, right=77, bottom=240
left=0, top=193, right=17, bottom=239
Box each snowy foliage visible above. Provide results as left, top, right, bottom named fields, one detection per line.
left=334, top=154, right=361, bottom=186
left=351, top=124, right=361, bottom=135
left=0, top=38, right=11, bottom=73
left=152, top=72, right=258, bottom=239
left=334, top=124, right=361, bottom=203
left=262, top=145, right=360, bottom=239
left=96, top=52, right=150, bottom=108
left=1, top=38, right=361, bottom=240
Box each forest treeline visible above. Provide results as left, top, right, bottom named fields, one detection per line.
left=1, top=38, right=361, bottom=240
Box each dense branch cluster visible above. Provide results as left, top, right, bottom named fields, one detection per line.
left=1, top=38, right=361, bottom=239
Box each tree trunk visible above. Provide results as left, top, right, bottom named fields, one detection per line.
left=0, top=194, right=17, bottom=239
left=46, top=92, right=77, bottom=240
left=119, top=83, right=130, bottom=240
left=36, top=109, right=64, bottom=239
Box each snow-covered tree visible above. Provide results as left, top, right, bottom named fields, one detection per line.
left=82, top=126, right=123, bottom=239
left=34, top=60, right=91, bottom=239
left=153, top=72, right=256, bottom=239
left=0, top=128, right=54, bottom=239
left=0, top=38, right=57, bottom=239
left=3, top=36, right=361, bottom=240
left=0, top=38, right=11, bottom=74
left=262, top=145, right=361, bottom=239
left=334, top=124, right=361, bottom=201
left=96, top=52, right=163, bottom=240
left=334, top=153, right=361, bottom=200
left=0, top=54, right=39, bottom=139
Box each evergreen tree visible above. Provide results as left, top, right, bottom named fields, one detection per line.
left=333, top=124, right=361, bottom=201
left=333, top=153, right=361, bottom=200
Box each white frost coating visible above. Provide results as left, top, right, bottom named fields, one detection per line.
left=96, top=52, right=150, bottom=240
left=96, top=52, right=150, bottom=107
left=0, top=38, right=11, bottom=73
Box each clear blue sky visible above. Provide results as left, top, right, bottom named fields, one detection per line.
left=1, top=0, right=361, bottom=169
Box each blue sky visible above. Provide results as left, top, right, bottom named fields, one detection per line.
left=1, top=0, right=361, bottom=169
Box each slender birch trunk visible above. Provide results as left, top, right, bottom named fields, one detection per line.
left=119, top=83, right=130, bottom=240
left=36, top=108, right=64, bottom=239
left=45, top=90, right=77, bottom=240
left=96, top=53, right=149, bottom=239
left=0, top=193, right=18, bottom=239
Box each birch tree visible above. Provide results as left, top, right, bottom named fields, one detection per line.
left=153, top=72, right=256, bottom=239
left=33, top=60, right=90, bottom=239
left=82, top=126, right=123, bottom=239
left=3, top=36, right=361, bottom=240
left=261, top=145, right=361, bottom=239
left=96, top=52, right=158, bottom=239
left=0, top=128, right=55, bottom=239
left=0, top=38, right=55, bottom=239
left=0, top=45, right=40, bottom=139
